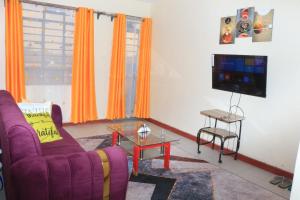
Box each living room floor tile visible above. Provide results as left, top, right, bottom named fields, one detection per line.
left=64, top=121, right=290, bottom=199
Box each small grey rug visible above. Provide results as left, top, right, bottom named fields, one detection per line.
left=126, top=182, right=156, bottom=200
left=76, top=135, right=286, bottom=200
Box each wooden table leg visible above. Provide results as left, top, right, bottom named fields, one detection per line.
left=133, top=146, right=140, bottom=175
left=112, top=131, right=118, bottom=145
left=164, top=143, right=170, bottom=169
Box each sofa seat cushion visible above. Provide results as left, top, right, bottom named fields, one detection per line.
left=41, top=128, right=84, bottom=156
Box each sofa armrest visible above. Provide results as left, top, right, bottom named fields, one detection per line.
left=11, top=146, right=128, bottom=200
left=51, top=104, right=63, bottom=128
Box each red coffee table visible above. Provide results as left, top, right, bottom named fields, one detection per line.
left=108, top=121, right=179, bottom=175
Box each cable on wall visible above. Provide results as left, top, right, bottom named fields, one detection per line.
left=226, top=92, right=244, bottom=151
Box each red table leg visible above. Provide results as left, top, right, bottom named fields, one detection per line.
left=112, top=131, right=118, bottom=145
left=164, top=142, right=171, bottom=169
left=133, top=146, right=140, bottom=175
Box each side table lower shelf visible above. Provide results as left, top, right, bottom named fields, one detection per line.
left=197, top=127, right=240, bottom=163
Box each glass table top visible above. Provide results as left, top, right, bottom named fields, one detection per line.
left=107, top=120, right=179, bottom=147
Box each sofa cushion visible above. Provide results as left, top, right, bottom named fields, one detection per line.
left=23, top=112, right=62, bottom=143
left=18, top=101, right=52, bottom=114
left=40, top=128, right=84, bottom=156
left=51, top=104, right=63, bottom=128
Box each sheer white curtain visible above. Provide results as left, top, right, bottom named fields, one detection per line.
left=23, top=3, right=74, bottom=85
left=22, top=3, right=75, bottom=122
left=125, top=19, right=141, bottom=117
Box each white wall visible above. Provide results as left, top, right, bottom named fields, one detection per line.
left=23, top=0, right=152, bottom=122
left=291, top=143, right=300, bottom=200
left=0, top=0, right=5, bottom=89
left=150, top=0, right=300, bottom=172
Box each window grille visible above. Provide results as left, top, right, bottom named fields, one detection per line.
left=23, top=3, right=75, bottom=85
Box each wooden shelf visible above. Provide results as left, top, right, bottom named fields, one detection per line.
left=201, top=127, right=237, bottom=139
left=200, top=109, right=244, bottom=123
left=198, top=108, right=244, bottom=163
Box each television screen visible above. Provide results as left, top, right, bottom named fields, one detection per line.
left=212, top=54, right=267, bottom=97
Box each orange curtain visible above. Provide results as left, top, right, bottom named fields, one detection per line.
left=106, top=14, right=126, bottom=120
left=71, top=8, right=97, bottom=123
left=134, top=18, right=152, bottom=118
left=5, top=0, right=26, bottom=102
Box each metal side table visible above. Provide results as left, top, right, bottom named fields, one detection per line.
left=197, top=109, right=245, bottom=163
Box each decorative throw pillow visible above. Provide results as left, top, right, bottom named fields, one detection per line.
left=23, top=112, right=62, bottom=143
left=18, top=101, right=52, bottom=115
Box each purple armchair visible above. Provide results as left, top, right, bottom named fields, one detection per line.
left=0, top=90, right=128, bottom=200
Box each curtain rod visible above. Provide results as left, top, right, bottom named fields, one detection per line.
left=20, top=0, right=143, bottom=21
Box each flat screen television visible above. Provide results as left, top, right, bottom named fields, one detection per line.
left=212, top=54, right=267, bottom=98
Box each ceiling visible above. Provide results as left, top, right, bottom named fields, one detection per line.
left=136, top=0, right=157, bottom=3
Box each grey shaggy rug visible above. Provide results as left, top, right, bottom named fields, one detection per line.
left=76, top=135, right=286, bottom=200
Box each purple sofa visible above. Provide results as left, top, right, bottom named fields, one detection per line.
left=0, top=90, right=128, bottom=200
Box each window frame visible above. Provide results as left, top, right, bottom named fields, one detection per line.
left=22, top=3, right=75, bottom=85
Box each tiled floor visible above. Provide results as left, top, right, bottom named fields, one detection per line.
left=0, top=120, right=290, bottom=200
left=65, top=120, right=291, bottom=200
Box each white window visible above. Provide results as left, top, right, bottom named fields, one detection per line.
left=125, top=19, right=141, bottom=117
left=22, top=3, right=75, bottom=85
